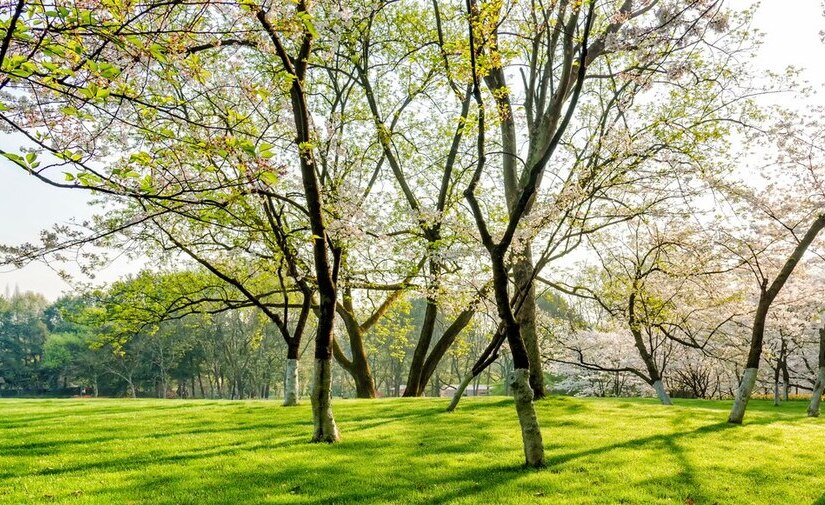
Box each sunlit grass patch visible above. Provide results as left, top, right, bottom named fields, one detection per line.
left=0, top=396, right=822, bottom=504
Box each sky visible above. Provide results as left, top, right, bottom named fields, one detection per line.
left=1, top=0, right=824, bottom=301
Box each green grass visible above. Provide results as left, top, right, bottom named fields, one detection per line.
left=1, top=396, right=823, bottom=504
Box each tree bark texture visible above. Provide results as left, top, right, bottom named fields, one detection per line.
left=511, top=369, right=545, bottom=467
left=652, top=380, right=672, bottom=406
left=311, top=358, right=340, bottom=442
left=513, top=248, right=546, bottom=399
left=728, top=367, right=758, bottom=424
left=808, top=367, right=825, bottom=417
left=808, top=328, right=825, bottom=417
left=283, top=358, right=299, bottom=406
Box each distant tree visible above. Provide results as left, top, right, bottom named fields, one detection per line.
left=0, top=290, right=49, bottom=392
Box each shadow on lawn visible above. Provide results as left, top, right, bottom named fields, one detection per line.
left=27, top=435, right=309, bottom=478
left=545, top=417, right=781, bottom=468
left=5, top=399, right=811, bottom=504
left=107, top=418, right=732, bottom=505
left=87, top=445, right=538, bottom=505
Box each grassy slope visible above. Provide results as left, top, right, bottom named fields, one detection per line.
left=0, top=396, right=823, bottom=505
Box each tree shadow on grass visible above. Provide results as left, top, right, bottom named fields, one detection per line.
left=545, top=417, right=782, bottom=468
left=24, top=435, right=309, bottom=478
left=5, top=398, right=814, bottom=505
left=89, top=452, right=541, bottom=505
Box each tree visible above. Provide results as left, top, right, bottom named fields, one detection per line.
left=0, top=0, right=348, bottom=439
left=0, top=290, right=49, bottom=393
left=551, top=216, right=744, bottom=404
left=724, top=110, right=825, bottom=423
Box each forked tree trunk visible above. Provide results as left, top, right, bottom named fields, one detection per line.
left=808, top=328, right=825, bottom=417
left=332, top=336, right=377, bottom=399
left=404, top=293, right=439, bottom=397
left=629, top=294, right=672, bottom=406
left=418, top=309, right=475, bottom=393
left=513, top=250, right=546, bottom=399
left=311, top=358, right=340, bottom=442
left=460, top=0, right=594, bottom=468
left=283, top=358, right=300, bottom=406
left=491, top=253, right=544, bottom=467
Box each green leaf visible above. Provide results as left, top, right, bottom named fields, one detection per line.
left=260, top=171, right=278, bottom=185
left=297, top=12, right=319, bottom=38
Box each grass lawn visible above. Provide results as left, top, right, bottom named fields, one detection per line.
left=0, top=396, right=823, bottom=504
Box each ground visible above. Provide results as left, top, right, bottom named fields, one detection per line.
left=0, top=396, right=822, bottom=504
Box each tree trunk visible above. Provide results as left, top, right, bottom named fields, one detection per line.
left=491, top=252, right=544, bottom=467
left=729, top=213, right=825, bottom=423
left=652, top=380, right=672, bottom=405
left=344, top=327, right=376, bottom=399
left=259, top=1, right=339, bottom=440
left=283, top=358, right=300, bottom=406
left=773, top=378, right=780, bottom=407
left=511, top=369, right=544, bottom=467
left=311, top=358, right=340, bottom=443
left=415, top=309, right=475, bottom=392
left=332, top=336, right=376, bottom=399
left=628, top=291, right=671, bottom=406
left=808, top=328, right=825, bottom=417
left=331, top=286, right=378, bottom=399
left=808, top=367, right=825, bottom=417
left=446, top=372, right=475, bottom=412
left=513, top=249, right=546, bottom=399
left=351, top=355, right=376, bottom=399
left=404, top=293, right=439, bottom=397
left=728, top=368, right=758, bottom=424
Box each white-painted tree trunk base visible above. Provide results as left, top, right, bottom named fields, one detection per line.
left=728, top=367, right=758, bottom=424
left=283, top=358, right=299, bottom=407
left=446, top=373, right=475, bottom=412
left=807, top=367, right=825, bottom=417
left=652, top=380, right=673, bottom=405
left=311, top=358, right=340, bottom=443
left=510, top=369, right=545, bottom=467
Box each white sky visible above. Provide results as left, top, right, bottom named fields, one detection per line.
left=0, top=0, right=824, bottom=301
